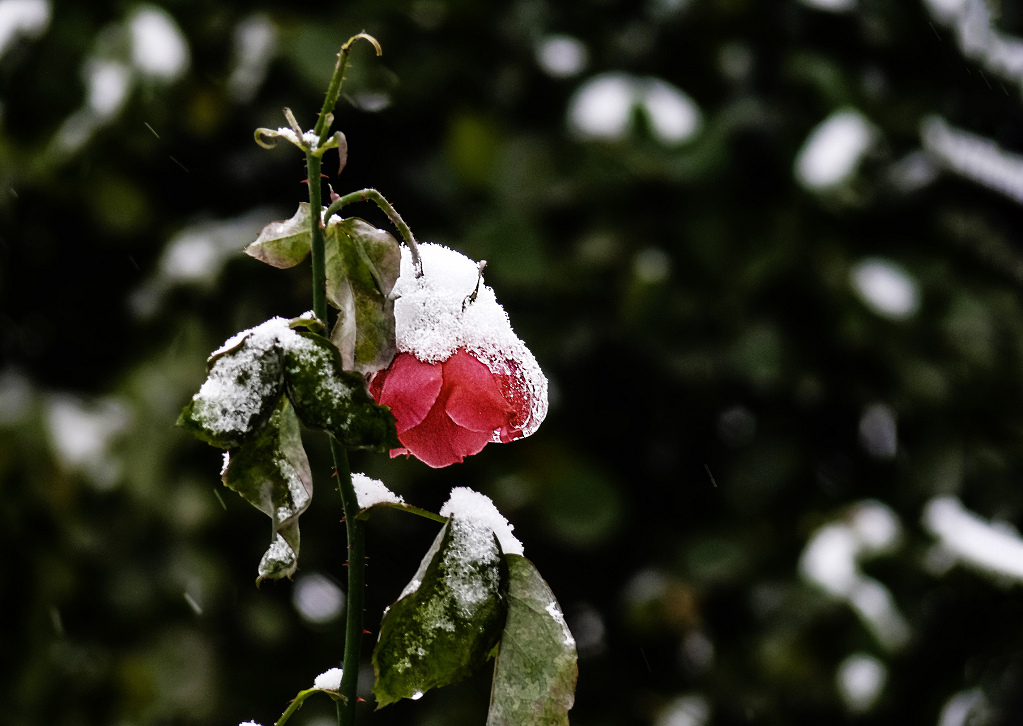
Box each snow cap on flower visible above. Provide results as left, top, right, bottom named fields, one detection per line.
left=370, top=243, right=547, bottom=468
left=391, top=243, right=547, bottom=437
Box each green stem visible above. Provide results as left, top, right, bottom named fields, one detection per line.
left=331, top=439, right=365, bottom=726
left=274, top=689, right=322, bottom=726
left=323, top=188, right=423, bottom=276
left=307, top=152, right=327, bottom=322
left=314, top=33, right=382, bottom=145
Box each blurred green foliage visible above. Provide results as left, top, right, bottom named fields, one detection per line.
left=5, top=0, right=1023, bottom=724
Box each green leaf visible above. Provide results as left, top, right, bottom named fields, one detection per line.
left=373, top=518, right=508, bottom=707
left=221, top=398, right=312, bottom=582
left=280, top=330, right=400, bottom=451
left=325, top=217, right=400, bottom=374
left=177, top=327, right=284, bottom=449
left=245, top=203, right=314, bottom=269
left=487, top=555, right=578, bottom=726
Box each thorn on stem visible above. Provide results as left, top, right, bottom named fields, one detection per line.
left=363, top=628, right=373, bottom=635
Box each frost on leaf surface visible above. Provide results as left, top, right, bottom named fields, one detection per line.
left=222, top=397, right=311, bottom=581
left=373, top=515, right=508, bottom=707
left=177, top=317, right=290, bottom=448
left=392, top=243, right=548, bottom=439
left=487, top=555, right=577, bottom=726
left=281, top=330, right=399, bottom=451
left=352, top=472, right=404, bottom=510
left=440, top=487, right=523, bottom=556
left=179, top=314, right=398, bottom=453
left=325, top=217, right=401, bottom=375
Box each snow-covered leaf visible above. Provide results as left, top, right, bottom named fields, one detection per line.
left=244, top=203, right=313, bottom=269
left=373, top=518, right=508, bottom=707
left=325, top=217, right=400, bottom=374
left=177, top=324, right=284, bottom=448
left=280, top=330, right=399, bottom=451
left=487, top=554, right=577, bottom=726
left=221, top=397, right=311, bottom=582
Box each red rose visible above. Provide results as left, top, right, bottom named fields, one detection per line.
left=372, top=242, right=547, bottom=467
left=370, top=349, right=535, bottom=468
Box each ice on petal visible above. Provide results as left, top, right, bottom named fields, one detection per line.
left=850, top=258, right=920, bottom=320
left=313, top=667, right=343, bottom=690
left=351, top=472, right=404, bottom=509
left=440, top=486, right=524, bottom=556
left=0, top=0, right=50, bottom=60
left=129, top=5, right=189, bottom=81
left=795, top=109, right=875, bottom=190
left=392, top=243, right=548, bottom=438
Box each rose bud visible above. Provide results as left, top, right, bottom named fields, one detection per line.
left=369, top=243, right=547, bottom=468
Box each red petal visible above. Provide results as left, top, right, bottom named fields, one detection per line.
left=398, top=393, right=493, bottom=468
left=443, top=350, right=513, bottom=433
left=376, top=353, right=443, bottom=434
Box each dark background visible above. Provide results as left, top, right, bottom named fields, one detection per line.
left=5, top=0, right=1023, bottom=724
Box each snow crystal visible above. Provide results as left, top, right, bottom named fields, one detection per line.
left=393, top=243, right=548, bottom=438
left=795, top=109, right=875, bottom=190
left=129, top=5, right=189, bottom=82
left=274, top=127, right=320, bottom=150
left=0, top=0, right=50, bottom=60
left=440, top=487, right=524, bottom=556
left=923, top=116, right=1023, bottom=205
left=313, top=667, right=343, bottom=690
left=351, top=472, right=404, bottom=509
